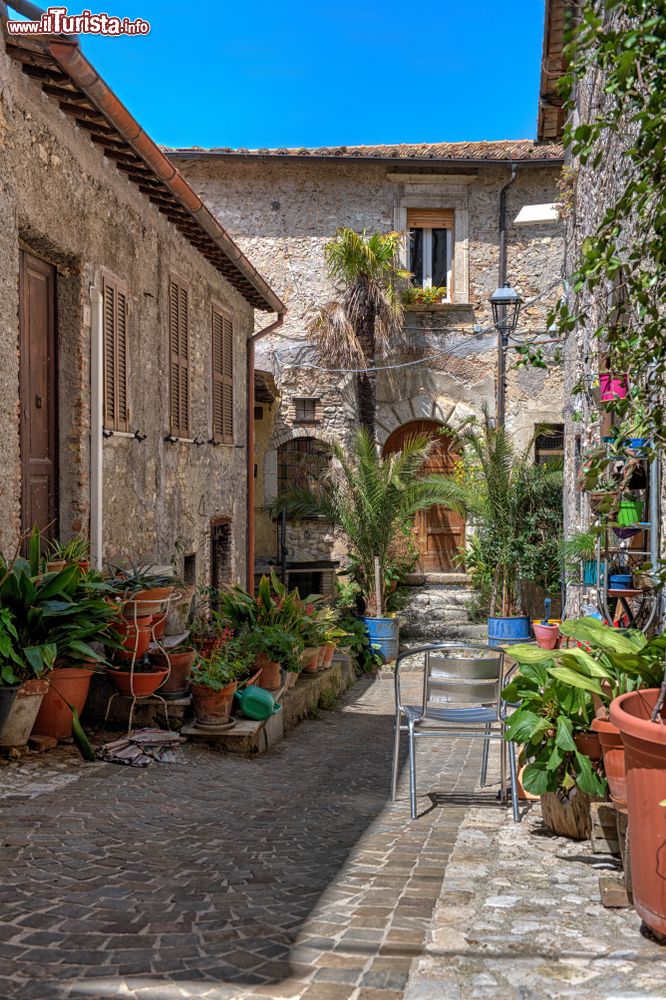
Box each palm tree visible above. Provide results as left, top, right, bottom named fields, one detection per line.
left=308, top=228, right=410, bottom=439
left=273, top=428, right=463, bottom=615
left=424, top=413, right=563, bottom=618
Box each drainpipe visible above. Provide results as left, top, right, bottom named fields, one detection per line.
left=246, top=313, right=285, bottom=591
left=496, top=163, right=518, bottom=427
left=90, top=286, right=104, bottom=570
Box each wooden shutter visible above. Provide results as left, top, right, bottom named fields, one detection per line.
left=407, top=208, right=454, bottom=230
left=212, top=306, right=233, bottom=444
left=169, top=278, right=189, bottom=437
left=102, top=276, right=129, bottom=432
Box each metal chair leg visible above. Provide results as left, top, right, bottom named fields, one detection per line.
left=480, top=724, right=491, bottom=786
left=391, top=711, right=401, bottom=801
left=508, top=739, right=520, bottom=822
left=500, top=735, right=507, bottom=804
left=407, top=721, right=417, bottom=820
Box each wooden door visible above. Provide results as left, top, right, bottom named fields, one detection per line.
left=383, top=420, right=464, bottom=573
left=19, top=252, right=58, bottom=543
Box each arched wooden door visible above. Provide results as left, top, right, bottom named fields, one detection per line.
left=383, top=420, right=465, bottom=573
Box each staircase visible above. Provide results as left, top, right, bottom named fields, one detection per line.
left=398, top=575, right=487, bottom=648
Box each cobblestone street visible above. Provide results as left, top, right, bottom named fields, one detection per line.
left=1, top=674, right=483, bottom=1000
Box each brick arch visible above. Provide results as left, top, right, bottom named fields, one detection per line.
left=269, top=424, right=335, bottom=451
left=375, top=393, right=475, bottom=448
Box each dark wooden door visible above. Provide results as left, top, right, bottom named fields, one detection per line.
left=19, top=251, right=58, bottom=543
left=383, top=420, right=465, bottom=573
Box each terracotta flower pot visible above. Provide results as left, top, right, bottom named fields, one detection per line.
left=152, top=613, right=168, bottom=640
left=611, top=688, right=666, bottom=936
left=124, top=586, right=174, bottom=619
left=316, top=646, right=328, bottom=668
left=148, top=649, right=196, bottom=698
left=0, top=678, right=49, bottom=747
left=301, top=646, right=319, bottom=673
left=532, top=620, right=560, bottom=650
left=112, top=616, right=153, bottom=662
left=46, top=560, right=67, bottom=573
left=256, top=652, right=281, bottom=691
left=105, top=666, right=168, bottom=697
left=191, top=680, right=237, bottom=726
left=591, top=716, right=627, bottom=812
left=321, top=642, right=336, bottom=668
left=574, top=730, right=602, bottom=763
left=0, top=685, right=21, bottom=736
left=285, top=671, right=298, bottom=690
left=32, top=665, right=94, bottom=740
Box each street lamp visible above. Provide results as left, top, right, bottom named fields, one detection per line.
left=489, top=282, right=523, bottom=427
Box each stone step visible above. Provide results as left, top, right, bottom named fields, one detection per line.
left=404, top=572, right=470, bottom=586
left=400, top=620, right=488, bottom=642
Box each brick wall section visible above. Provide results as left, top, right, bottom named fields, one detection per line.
left=0, top=48, right=253, bottom=586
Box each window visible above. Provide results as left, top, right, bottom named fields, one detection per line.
left=535, top=424, right=565, bottom=467
left=293, top=397, right=320, bottom=423
left=211, top=306, right=233, bottom=444
left=407, top=208, right=454, bottom=300
left=169, top=277, right=189, bottom=437
left=277, top=438, right=331, bottom=497
left=102, top=275, right=129, bottom=432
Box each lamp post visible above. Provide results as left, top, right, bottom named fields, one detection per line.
left=490, top=282, right=523, bottom=427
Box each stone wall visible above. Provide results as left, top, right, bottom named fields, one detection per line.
left=177, top=155, right=565, bottom=569
left=0, top=47, right=254, bottom=587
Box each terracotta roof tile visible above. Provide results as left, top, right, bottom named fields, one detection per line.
left=168, top=139, right=563, bottom=163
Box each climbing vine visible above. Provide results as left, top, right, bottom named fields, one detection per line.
left=522, top=2, right=666, bottom=453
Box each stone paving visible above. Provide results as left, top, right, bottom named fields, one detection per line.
left=405, top=797, right=666, bottom=999
left=0, top=673, right=498, bottom=999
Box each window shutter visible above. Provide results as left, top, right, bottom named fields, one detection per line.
left=102, top=276, right=129, bottom=432
left=407, top=208, right=454, bottom=230
left=212, top=307, right=233, bottom=444
left=169, top=279, right=189, bottom=437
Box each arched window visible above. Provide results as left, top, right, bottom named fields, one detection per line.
left=277, top=437, right=331, bottom=496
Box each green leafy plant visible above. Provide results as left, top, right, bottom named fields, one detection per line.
left=337, top=614, right=384, bottom=673
left=244, top=624, right=304, bottom=674
left=190, top=636, right=253, bottom=690
left=401, top=285, right=448, bottom=305
left=106, top=561, right=180, bottom=595
left=217, top=572, right=323, bottom=632
left=48, top=535, right=89, bottom=564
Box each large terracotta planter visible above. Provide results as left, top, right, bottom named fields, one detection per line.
left=301, top=647, right=319, bottom=673
left=105, top=666, right=168, bottom=698
left=592, top=716, right=627, bottom=812
left=191, top=680, right=237, bottom=726
left=255, top=652, right=281, bottom=691
left=611, top=689, right=666, bottom=937
left=0, top=678, right=49, bottom=747
left=112, top=616, right=153, bottom=662
left=148, top=648, right=196, bottom=698
left=32, top=665, right=94, bottom=740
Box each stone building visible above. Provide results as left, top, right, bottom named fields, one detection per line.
left=171, top=142, right=565, bottom=590
left=0, top=23, right=283, bottom=589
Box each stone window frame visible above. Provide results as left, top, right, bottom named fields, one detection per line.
left=390, top=174, right=473, bottom=306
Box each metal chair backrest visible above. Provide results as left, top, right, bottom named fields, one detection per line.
left=421, top=642, right=505, bottom=720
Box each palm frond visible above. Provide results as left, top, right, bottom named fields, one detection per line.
left=307, top=301, right=362, bottom=366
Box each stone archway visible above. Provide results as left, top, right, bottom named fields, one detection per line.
left=383, top=420, right=465, bottom=574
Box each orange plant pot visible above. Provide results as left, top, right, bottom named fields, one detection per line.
left=105, top=667, right=168, bottom=697
left=191, top=681, right=237, bottom=726
left=32, top=665, right=94, bottom=740
left=321, top=642, right=336, bottom=668
left=301, top=647, right=319, bottom=673
left=148, top=649, right=196, bottom=696
left=112, top=617, right=153, bottom=662
left=591, top=716, right=627, bottom=812
left=256, top=652, right=282, bottom=691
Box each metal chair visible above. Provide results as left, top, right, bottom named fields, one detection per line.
left=391, top=641, right=520, bottom=821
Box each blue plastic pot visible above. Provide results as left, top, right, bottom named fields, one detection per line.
left=360, top=616, right=399, bottom=663
left=609, top=574, right=632, bottom=590
left=487, top=615, right=531, bottom=648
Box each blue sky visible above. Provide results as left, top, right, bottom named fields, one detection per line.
left=42, top=1, right=546, bottom=149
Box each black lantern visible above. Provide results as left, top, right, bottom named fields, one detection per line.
left=490, top=283, right=523, bottom=334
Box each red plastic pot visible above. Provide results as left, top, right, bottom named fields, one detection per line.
left=32, top=665, right=94, bottom=740
left=611, top=689, right=666, bottom=936
left=105, top=666, right=168, bottom=697
left=591, top=716, right=627, bottom=812
left=599, top=372, right=628, bottom=401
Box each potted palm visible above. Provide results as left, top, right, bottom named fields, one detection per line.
left=273, top=430, right=460, bottom=662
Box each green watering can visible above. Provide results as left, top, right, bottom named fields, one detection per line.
left=234, top=685, right=282, bottom=721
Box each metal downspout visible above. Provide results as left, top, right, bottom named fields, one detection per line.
left=496, top=163, right=518, bottom=427
left=246, top=314, right=285, bottom=591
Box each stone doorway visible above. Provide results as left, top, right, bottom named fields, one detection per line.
left=383, top=419, right=464, bottom=573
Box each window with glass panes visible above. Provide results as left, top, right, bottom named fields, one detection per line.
left=407, top=209, right=454, bottom=300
